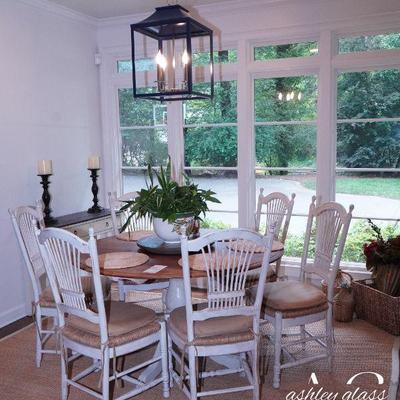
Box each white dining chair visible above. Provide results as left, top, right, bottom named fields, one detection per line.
left=108, top=191, right=152, bottom=237
left=36, top=226, right=170, bottom=400
left=255, top=196, right=353, bottom=388
left=9, top=204, right=59, bottom=367
left=255, top=189, right=295, bottom=280
left=168, top=225, right=276, bottom=400
left=108, top=191, right=168, bottom=307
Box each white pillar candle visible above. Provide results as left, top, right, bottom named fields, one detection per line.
left=88, top=155, right=100, bottom=169
left=37, top=160, right=53, bottom=175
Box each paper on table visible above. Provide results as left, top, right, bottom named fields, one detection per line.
left=143, top=264, right=167, bottom=273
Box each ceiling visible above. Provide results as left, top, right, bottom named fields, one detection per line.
left=47, top=0, right=233, bottom=19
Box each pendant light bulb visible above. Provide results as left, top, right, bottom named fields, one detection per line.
left=182, top=49, right=190, bottom=65
left=155, top=50, right=167, bottom=70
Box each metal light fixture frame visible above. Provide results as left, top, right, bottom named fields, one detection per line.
left=130, top=5, right=214, bottom=101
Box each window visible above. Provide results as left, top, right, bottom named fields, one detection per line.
left=183, top=80, right=238, bottom=227
left=336, top=68, right=400, bottom=262
left=118, top=88, right=168, bottom=192
left=339, top=32, right=400, bottom=53
left=254, top=41, right=318, bottom=61
left=117, top=49, right=238, bottom=73
left=254, top=74, right=318, bottom=257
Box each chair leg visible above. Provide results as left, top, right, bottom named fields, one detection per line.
left=35, top=309, right=43, bottom=368
left=60, top=344, right=68, bottom=400
left=273, top=313, right=283, bottom=389
left=252, top=343, right=260, bottom=400
left=102, top=353, right=110, bottom=400
left=188, top=347, right=197, bottom=400
left=326, top=309, right=333, bottom=372
left=167, top=335, right=174, bottom=388
left=160, top=323, right=170, bottom=398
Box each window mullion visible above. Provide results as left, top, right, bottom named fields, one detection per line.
left=167, top=101, right=184, bottom=184
left=316, top=30, right=337, bottom=202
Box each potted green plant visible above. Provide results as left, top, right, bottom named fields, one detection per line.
left=120, top=161, right=220, bottom=242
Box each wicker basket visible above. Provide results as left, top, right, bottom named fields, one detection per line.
left=352, top=279, right=400, bottom=335
left=321, top=270, right=353, bottom=296
left=333, top=288, right=354, bottom=322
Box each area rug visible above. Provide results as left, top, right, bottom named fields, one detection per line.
left=0, top=319, right=395, bottom=400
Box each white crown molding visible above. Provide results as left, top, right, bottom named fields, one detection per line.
left=18, top=0, right=98, bottom=27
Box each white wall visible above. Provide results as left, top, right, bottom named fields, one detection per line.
left=0, top=0, right=102, bottom=327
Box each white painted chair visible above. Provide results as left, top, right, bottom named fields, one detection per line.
left=168, top=225, right=276, bottom=400
left=257, top=196, right=353, bottom=388
left=36, top=226, right=170, bottom=400
left=108, top=191, right=152, bottom=237
left=9, top=204, right=59, bottom=367
left=255, top=189, right=295, bottom=280
left=108, top=191, right=168, bottom=306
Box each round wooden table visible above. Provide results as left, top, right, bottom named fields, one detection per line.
left=83, top=235, right=284, bottom=382
left=83, top=235, right=284, bottom=312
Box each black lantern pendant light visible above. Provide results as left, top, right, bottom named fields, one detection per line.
left=130, top=5, right=214, bottom=101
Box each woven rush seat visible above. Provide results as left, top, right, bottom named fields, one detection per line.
left=169, top=305, right=254, bottom=346
left=38, top=277, right=93, bottom=308
left=63, top=301, right=159, bottom=347
left=250, top=281, right=328, bottom=318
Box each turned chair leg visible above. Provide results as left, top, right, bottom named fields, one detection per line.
left=160, top=323, right=170, bottom=398
left=102, top=354, right=110, bottom=400
left=188, top=347, right=197, bottom=400
left=273, top=313, right=283, bottom=389
left=326, top=309, right=334, bottom=372
left=35, top=309, right=43, bottom=368
left=253, top=343, right=260, bottom=400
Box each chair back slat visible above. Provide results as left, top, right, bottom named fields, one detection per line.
left=255, top=189, right=295, bottom=243
left=37, top=227, right=107, bottom=340
left=9, top=205, right=46, bottom=301
left=180, top=226, right=276, bottom=343
left=301, top=196, right=354, bottom=301
left=108, top=191, right=153, bottom=235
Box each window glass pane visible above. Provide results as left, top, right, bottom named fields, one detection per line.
left=202, top=212, right=238, bottom=229
left=185, top=127, right=237, bottom=167
left=189, top=172, right=238, bottom=213
left=122, top=169, right=148, bottom=193
left=117, top=58, right=156, bottom=73
left=121, top=128, right=168, bottom=167
left=254, top=41, right=318, bottom=61
left=192, top=49, right=237, bottom=66
left=337, top=69, right=400, bottom=120
left=119, top=88, right=167, bottom=127
left=339, top=33, right=400, bottom=53
left=342, top=219, right=400, bottom=263
left=254, top=76, right=317, bottom=122
left=255, top=125, right=316, bottom=169
left=337, top=121, right=400, bottom=168
left=256, top=173, right=316, bottom=215
left=335, top=171, right=400, bottom=223
left=184, top=81, right=237, bottom=124
left=118, top=49, right=237, bottom=73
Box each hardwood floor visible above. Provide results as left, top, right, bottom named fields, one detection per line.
left=0, top=316, right=32, bottom=339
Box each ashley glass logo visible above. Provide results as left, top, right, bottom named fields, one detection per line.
left=286, top=372, right=388, bottom=400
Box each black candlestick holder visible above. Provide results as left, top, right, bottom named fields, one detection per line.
left=38, top=174, right=57, bottom=225
left=88, top=168, right=102, bottom=213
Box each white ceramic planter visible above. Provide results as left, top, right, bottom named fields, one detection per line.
left=153, top=217, right=180, bottom=243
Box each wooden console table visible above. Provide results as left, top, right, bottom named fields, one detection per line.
left=46, top=209, right=113, bottom=240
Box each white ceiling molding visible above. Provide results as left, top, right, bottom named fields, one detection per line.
left=19, top=0, right=98, bottom=26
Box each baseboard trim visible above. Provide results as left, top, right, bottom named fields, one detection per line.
left=0, top=304, right=28, bottom=329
